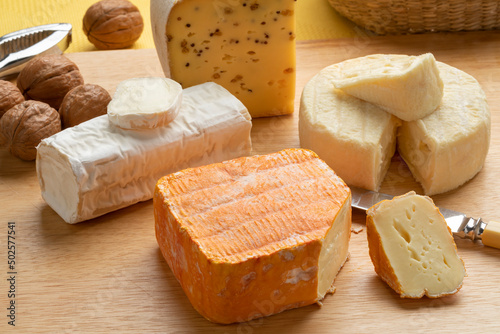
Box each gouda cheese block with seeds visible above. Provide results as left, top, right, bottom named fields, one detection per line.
left=366, top=191, right=465, bottom=298
left=154, top=148, right=351, bottom=323
left=151, top=0, right=296, bottom=118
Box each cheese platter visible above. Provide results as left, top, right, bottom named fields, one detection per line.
left=1, top=30, right=500, bottom=332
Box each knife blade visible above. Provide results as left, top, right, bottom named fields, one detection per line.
left=0, top=23, right=72, bottom=79
left=350, top=186, right=500, bottom=249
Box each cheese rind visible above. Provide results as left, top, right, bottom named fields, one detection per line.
left=154, top=148, right=351, bottom=324
left=151, top=0, right=296, bottom=118
left=398, top=62, right=490, bottom=195
left=332, top=53, right=444, bottom=121
left=366, top=191, right=465, bottom=298
left=107, top=77, right=183, bottom=129
left=299, top=65, right=401, bottom=191
left=37, top=82, right=252, bottom=224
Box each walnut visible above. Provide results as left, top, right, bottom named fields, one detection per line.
left=83, top=0, right=144, bottom=50
left=17, top=54, right=84, bottom=110
left=59, top=84, right=111, bottom=128
left=0, top=80, right=24, bottom=119
left=0, top=101, right=61, bottom=161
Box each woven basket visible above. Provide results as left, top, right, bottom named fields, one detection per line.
left=327, top=0, right=500, bottom=35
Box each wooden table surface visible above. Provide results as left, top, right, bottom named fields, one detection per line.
left=1, top=31, right=500, bottom=333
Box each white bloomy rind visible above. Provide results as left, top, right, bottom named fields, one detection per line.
left=107, top=77, right=183, bottom=129
left=36, top=82, right=252, bottom=224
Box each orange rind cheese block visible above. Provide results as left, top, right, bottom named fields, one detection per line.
left=366, top=191, right=466, bottom=298
left=154, top=148, right=352, bottom=324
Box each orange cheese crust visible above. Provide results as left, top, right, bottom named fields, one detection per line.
left=366, top=213, right=404, bottom=294
left=154, top=148, right=351, bottom=324
left=366, top=193, right=465, bottom=298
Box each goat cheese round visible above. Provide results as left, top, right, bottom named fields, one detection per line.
left=107, top=77, right=182, bottom=130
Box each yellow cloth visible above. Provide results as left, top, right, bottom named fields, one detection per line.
left=0, top=0, right=360, bottom=53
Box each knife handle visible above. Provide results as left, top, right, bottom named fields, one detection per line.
left=482, top=221, right=500, bottom=249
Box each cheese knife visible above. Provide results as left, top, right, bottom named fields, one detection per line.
left=0, top=23, right=72, bottom=79
left=350, top=186, right=500, bottom=249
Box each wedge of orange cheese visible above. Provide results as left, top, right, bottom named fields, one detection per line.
left=154, top=148, right=352, bottom=324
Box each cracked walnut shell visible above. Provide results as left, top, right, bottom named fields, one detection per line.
left=17, top=54, right=84, bottom=110
left=83, top=0, right=144, bottom=50
left=0, top=80, right=24, bottom=119
left=59, top=84, right=111, bottom=128
left=0, top=101, right=61, bottom=161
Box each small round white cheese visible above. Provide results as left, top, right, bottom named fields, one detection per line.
left=107, top=77, right=182, bottom=130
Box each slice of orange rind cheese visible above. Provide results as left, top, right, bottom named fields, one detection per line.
left=366, top=191, right=466, bottom=298
left=154, top=148, right=352, bottom=324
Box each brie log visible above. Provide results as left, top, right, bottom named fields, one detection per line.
left=37, top=82, right=252, bottom=224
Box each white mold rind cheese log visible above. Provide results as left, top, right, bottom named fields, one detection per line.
left=299, top=64, right=401, bottom=191
left=398, top=62, right=490, bottom=195
left=36, top=82, right=252, bottom=224
left=366, top=191, right=466, bottom=298
left=154, top=149, right=351, bottom=324
left=151, top=0, right=296, bottom=118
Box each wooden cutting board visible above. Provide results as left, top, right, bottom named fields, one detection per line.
left=1, top=31, right=500, bottom=333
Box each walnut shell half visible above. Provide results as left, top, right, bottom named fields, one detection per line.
left=83, top=0, right=144, bottom=50
left=17, top=54, right=84, bottom=110
left=0, top=80, right=24, bottom=118
left=59, top=84, right=111, bottom=128
left=0, top=101, right=61, bottom=161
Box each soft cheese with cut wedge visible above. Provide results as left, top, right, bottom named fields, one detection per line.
left=398, top=61, right=490, bottom=195
left=300, top=54, right=490, bottom=195
left=154, top=148, right=352, bottom=324
left=366, top=191, right=466, bottom=298
left=151, top=0, right=296, bottom=118
left=107, top=77, right=182, bottom=129
left=299, top=62, right=401, bottom=191
left=37, top=82, right=252, bottom=224
left=332, top=53, right=443, bottom=121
